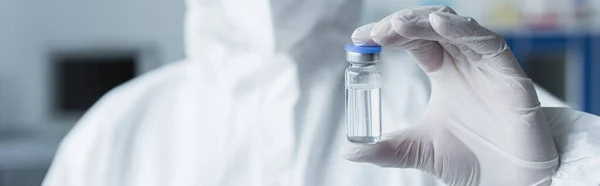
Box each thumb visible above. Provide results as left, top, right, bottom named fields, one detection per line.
left=343, top=129, right=436, bottom=171
left=343, top=127, right=481, bottom=186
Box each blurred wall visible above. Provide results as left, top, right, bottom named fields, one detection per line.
left=0, top=0, right=185, bottom=127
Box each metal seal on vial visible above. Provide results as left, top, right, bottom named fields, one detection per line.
left=346, top=51, right=380, bottom=63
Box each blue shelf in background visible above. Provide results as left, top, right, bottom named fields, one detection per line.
left=503, top=33, right=598, bottom=115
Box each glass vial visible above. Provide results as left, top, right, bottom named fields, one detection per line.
left=344, top=44, right=382, bottom=144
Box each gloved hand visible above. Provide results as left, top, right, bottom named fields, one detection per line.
left=344, top=6, right=559, bottom=186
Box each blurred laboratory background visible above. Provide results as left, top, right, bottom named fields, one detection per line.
left=1, top=0, right=599, bottom=185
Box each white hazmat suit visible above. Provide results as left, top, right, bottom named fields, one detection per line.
left=43, top=0, right=600, bottom=185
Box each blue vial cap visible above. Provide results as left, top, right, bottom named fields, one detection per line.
left=345, top=44, right=381, bottom=54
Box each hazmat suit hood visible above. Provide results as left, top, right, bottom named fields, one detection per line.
left=185, top=0, right=358, bottom=60
left=184, top=0, right=367, bottom=91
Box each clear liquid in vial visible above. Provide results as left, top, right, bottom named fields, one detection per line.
left=346, top=84, right=382, bottom=144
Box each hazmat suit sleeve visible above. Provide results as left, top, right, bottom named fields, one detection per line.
left=531, top=85, right=600, bottom=185
left=544, top=107, right=600, bottom=185
left=536, top=84, right=600, bottom=185
left=537, top=85, right=600, bottom=184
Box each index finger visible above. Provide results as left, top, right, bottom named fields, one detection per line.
left=351, top=5, right=457, bottom=46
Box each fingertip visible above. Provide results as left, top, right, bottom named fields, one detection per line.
left=342, top=141, right=385, bottom=162
left=437, top=5, right=456, bottom=14
left=369, top=21, right=389, bottom=46
left=428, top=12, right=450, bottom=31
left=342, top=142, right=364, bottom=161
left=352, top=40, right=379, bottom=47
left=351, top=23, right=378, bottom=46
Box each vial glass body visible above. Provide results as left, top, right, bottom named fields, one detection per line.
left=345, top=63, right=382, bottom=144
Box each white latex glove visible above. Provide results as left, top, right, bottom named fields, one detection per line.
left=344, top=6, right=559, bottom=186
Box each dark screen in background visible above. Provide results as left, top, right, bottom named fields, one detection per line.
left=54, top=53, right=136, bottom=113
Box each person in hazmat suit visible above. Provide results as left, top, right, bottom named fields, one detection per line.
left=43, top=0, right=600, bottom=185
